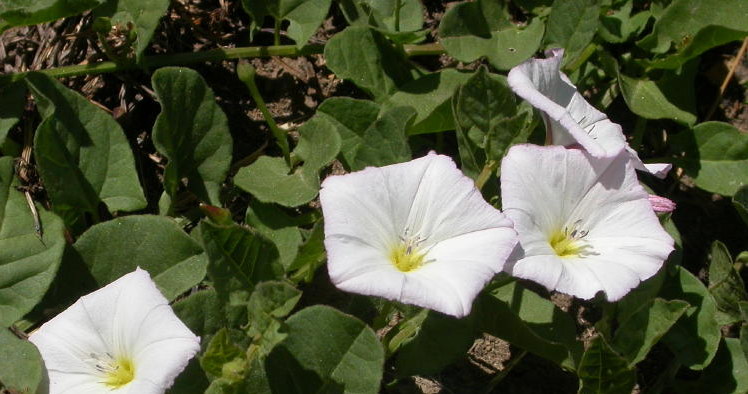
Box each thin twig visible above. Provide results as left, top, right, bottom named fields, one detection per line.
left=706, top=37, right=748, bottom=120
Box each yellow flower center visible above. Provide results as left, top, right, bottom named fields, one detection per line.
left=549, top=220, right=590, bottom=258
left=390, top=243, right=428, bottom=272
left=390, top=231, right=430, bottom=272
left=91, top=353, right=135, bottom=389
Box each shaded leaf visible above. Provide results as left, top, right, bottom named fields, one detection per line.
left=394, top=310, right=476, bottom=377
left=672, top=122, right=748, bottom=196
left=324, top=26, right=415, bottom=101
left=545, top=0, right=599, bottom=63
left=672, top=338, right=748, bottom=394
left=646, top=26, right=748, bottom=69
left=152, top=67, right=233, bottom=209
left=733, top=185, right=748, bottom=225
left=315, top=97, right=413, bottom=171
left=94, top=0, right=170, bottom=59
left=0, top=81, right=26, bottom=145
left=0, top=156, right=65, bottom=327
left=708, top=240, right=747, bottom=325
left=476, top=278, right=582, bottom=370
left=173, top=289, right=227, bottom=339
left=265, top=305, right=384, bottom=394
left=0, top=329, right=42, bottom=393
left=245, top=202, right=302, bottom=271
left=234, top=114, right=341, bottom=207
left=0, top=0, right=105, bottom=29
left=73, top=215, right=209, bottom=301
left=383, top=69, right=472, bottom=135
left=618, top=67, right=697, bottom=126
left=611, top=298, right=689, bottom=366
left=660, top=266, right=721, bottom=370
left=637, top=0, right=748, bottom=54
left=26, top=72, right=146, bottom=226
left=577, top=336, right=636, bottom=394
left=439, top=0, right=545, bottom=70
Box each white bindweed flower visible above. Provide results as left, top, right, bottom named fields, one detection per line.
left=507, top=48, right=671, bottom=178
left=320, top=153, right=518, bottom=317
left=29, top=268, right=200, bottom=394
left=500, top=145, right=674, bottom=301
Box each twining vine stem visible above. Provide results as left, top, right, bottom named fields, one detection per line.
left=0, top=43, right=446, bottom=86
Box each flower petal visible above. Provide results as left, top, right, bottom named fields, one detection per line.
left=322, top=153, right=517, bottom=316
left=501, top=144, right=674, bottom=300
left=507, top=48, right=624, bottom=158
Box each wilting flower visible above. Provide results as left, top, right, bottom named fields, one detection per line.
left=507, top=48, right=671, bottom=178
left=500, top=145, right=674, bottom=301
left=29, top=268, right=200, bottom=394
left=320, top=153, right=517, bottom=317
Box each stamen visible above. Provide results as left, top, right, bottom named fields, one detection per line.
left=550, top=220, right=594, bottom=258
left=390, top=229, right=433, bottom=272
left=85, top=352, right=135, bottom=389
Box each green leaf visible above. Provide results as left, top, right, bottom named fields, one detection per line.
left=611, top=298, right=689, bottom=366
left=453, top=68, right=534, bottom=180
left=672, top=338, right=748, bottom=394
left=660, top=265, right=721, bottom=370
left=340, top=0, right=423, bottom=33
left=708, top=240, right=748, bottom=325
left=285, top=0, right=333, bottom=47
left=0, top=329, right=42, bottom=393
left=637, top=0, right=748, bottom=54
left=265, top=305, right=384, bottom=394
left=545, top=0, right=600, bottom=64
left=246, top=281, right=301, bottom=354
left=577, top=336, right=636, bottom=394
left=0, top=156, right=65, bottom=327
left=173, top=289, right=227, bottom=338
left=234, top=113, right=341, bottom=207
left=314, top=97, right=413, bottom=171
left=733, top=185, right=748, bottom=225
left=382, top=69, right=473, bottom=135
left=597, top=2, right=650, bottom=44
left=245, top=202, right=302, bottom=271
left=618, top=66, right=697, bottom=126
left=439, top=0, right=545, bottom=70
left=324, top=26, right=415, bottom=101
left=201, top=327, right=246, bottom=379
left=0, top=0, right=105, bottom=29
left=0, top=81, right=26, bottom=145
left=394, top=310, right=476, bottom=377
left=73, top=215, right=209, bottom=301
left=199, top=220, right=283, bottom=306
left=672, top=122, right=748, bottom=196
left=152, top=67, right=233, bottom=208
left=476, top=279, right=582, bottom=370
left=287, top=220, right=326, bottom=282
left=26, top=72, right=146, bottom=225
left=645, top=26, right=748, bottom=69
left=94, top=0, right=170, bottom=59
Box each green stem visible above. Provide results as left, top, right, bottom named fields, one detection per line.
left=237, top=63, right=291, bottom=164
left=563, top=43, right=597, bottom=75
left=394, top=0, right=402, bottom=32
left=0, top=43, right=445, bottom=86
left=475, top=160, right=498, bottom=191
left=273, top=18, right=281, bottom=46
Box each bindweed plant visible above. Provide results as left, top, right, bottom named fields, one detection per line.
left=0, top=0, right=747, bottom=393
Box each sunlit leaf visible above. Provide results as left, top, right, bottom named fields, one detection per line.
left=0, top=0, right=105, bottom=30
left=94, top=0, right=170, bottom=59
left=545, top=0, right=599, bottom=64
left=0, top=156, right=65, bottom=327
left=152, top=67, right=233, bottom=209
left=73, top=215, right=209, bottom=301
left=0, top=329, right=43, bottom=393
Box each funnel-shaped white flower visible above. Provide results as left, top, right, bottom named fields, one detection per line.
left=320, top=153, right=517, bottom=317
left=29, top=268, right=200, bottom=394
left=508, top=48, right=671, bottom=178
left=500, top=145, right=674, bottom=301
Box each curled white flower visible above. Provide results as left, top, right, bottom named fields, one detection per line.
left=500, top=145, right=674, bottom=301
left=29, top=268, right=200, bottom=394
left=320, top=153, right=517, bottom=317
left=508, top=48, right=671, bottom=178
